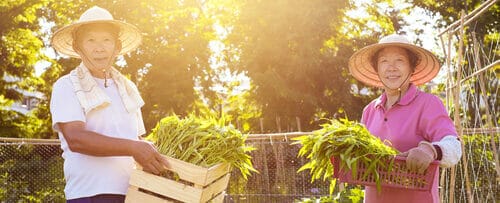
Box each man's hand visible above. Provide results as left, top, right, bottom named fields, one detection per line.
left=131, top=141, right=169, bottom=175
left=400, top=141, right=437, bottom=174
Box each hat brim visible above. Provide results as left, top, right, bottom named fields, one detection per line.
left=51, top=20, right=142, bottom=58
left=348, top=42, right=440, bottom=87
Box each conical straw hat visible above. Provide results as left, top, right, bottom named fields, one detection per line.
left=348, top=34, right=440, bottom=87
left=51, top=6, right=142, bottom=58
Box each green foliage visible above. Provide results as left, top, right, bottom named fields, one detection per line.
left=119, top=0, right=215, bottom=131
left=410, top=1, right=499, bottom=129
left=413, top=0, right=499, bottom=36
left=293, top=119, right=398, bottom=193
left=0, top=0, right=47, bottom=98
left=459, top=133, right=500, bottom=200
left=0, top=145, right=65, bottom=202
left=0, top=0, right=56, bottom=139
left=0, top=0, right=498, bottom=201
left=146, top=114, right=258, bottom=179
left=227, top=0, right=366, bottom=131
left=296, top=185, right=364, bottom=203
left=193, top=82, right=262, bottom=132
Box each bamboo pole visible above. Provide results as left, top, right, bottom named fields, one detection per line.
left=448, top=60, right=500, bottom=90
left=438, top=25, right=453, bottom=203
left=449, top=0, right=499, bottom=35
left=438, top=31, right=449, bottom=202
left=448, top=30, right=458, bottom=203
left=260, top=118, right=264, bottom=132
left=451, top=11, right=473, bottom=203
left=296, top=117, right=301, bottom=132
left=258, top=119, right=271, bottom=194
left=272, top=116, right=285, bottom=193
left=462, top=127, right=500, bottom=135
left=459, top=60, right=499, bottom=84
left=438, top=0, right=499, bottom=36
left=276, top=117, right=281, bottom=133
left=439, top=168, right=446, bottom=202
left=473, top=33, right=500, bottom=180
left=449, top=16, right=461, bottom=203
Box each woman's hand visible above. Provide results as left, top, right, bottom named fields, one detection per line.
left=400, top=141, right=437, bottom=174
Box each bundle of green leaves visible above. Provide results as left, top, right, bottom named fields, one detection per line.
left=146, top=115, right=257, bottom=179
left=293, top=118, right=399, bottom=193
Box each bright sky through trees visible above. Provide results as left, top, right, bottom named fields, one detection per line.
left=34, top=0, right=447, bottom=78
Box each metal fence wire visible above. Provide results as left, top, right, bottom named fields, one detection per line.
left=1, top=135, right=498, bottom=203
left=0, top=138, right=330, bottom=202
left=0, top=141, right=65, bottom=202
left=226, top=139, right=330, bottom=202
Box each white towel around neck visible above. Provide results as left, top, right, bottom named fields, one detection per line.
left=69, top=63, right=145, bottom=115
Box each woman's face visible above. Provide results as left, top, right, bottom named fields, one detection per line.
left=75, top=26, right=120, bottom=77
left=376, top=46, right=413, bottom=90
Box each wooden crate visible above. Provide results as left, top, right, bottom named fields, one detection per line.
left=126, top=155, right=231, bottom=203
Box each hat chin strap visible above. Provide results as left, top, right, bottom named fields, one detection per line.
left=78, top=48, right=116, bottom=88
left=380, top=71, right=412, bottom=106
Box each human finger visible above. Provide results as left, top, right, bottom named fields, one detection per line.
left=417, top=160, right=431, bottom=174
left=157, top=154, right=169, bottom=170
left=406, top=156, right=419, bottom=173
left=143, top=162, right=160, bottom=175
left=399, top=151, right=409, bottom=157
left=140, top=154, right=163, bottom=175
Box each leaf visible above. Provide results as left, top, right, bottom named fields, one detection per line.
left=294, top=118, right=399, bottom=194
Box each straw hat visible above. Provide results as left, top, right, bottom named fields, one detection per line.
left=51, top=6, right=142, bottom=58
left=348, top=34, right=440, bottom=87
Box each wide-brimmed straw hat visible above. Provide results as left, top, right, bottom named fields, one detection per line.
left=348, top=34, right=440, bottom=87
left=51, top=6, right=142, bottom=58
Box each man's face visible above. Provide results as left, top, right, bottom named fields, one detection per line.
left=76, top=26, right=120, bottom=74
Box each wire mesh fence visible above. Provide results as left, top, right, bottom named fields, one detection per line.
left=1, top=133, right=499, bottom=202
left=439, top=133, right=500, bottom=203
left=0, top=137, right=331, bottom=203
left=0, top=140, right=65, bottom=202
left=226, top=139, right=330, bottom=202
left=436, top=3, right=500, bottom=201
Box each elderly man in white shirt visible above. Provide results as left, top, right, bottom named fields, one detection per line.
left=50, top=6, right=168, bottom=202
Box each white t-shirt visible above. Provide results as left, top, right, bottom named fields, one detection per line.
left=50, top=74, right=145, bottom=200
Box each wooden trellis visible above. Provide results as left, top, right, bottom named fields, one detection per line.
left=438, top=0, right=499, bottom=202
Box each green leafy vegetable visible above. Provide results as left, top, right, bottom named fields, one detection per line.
left=146, top=114, right=258, bottom=179
left=293, top=118, right=399, bottom=193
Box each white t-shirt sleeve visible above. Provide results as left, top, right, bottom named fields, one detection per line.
left=50, top=76, right=86, bottom=132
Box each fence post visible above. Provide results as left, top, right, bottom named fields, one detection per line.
left=296, top=117, right=301, bottom=132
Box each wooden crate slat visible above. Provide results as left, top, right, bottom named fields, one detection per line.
left=125, top=186, right=172, bottom=203
left=163, top=156, right=230, bottom=186
left=205, top=162, right=231, bottom=184
left=209, top=191, right=225, bottom=203
left=129, top=169, right=204, bottom=202
left=199, top=173, right=231, bottom=202
left=163, top=156, right=209, bottom=185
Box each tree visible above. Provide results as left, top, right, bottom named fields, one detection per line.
left=226, top=0, right=367, bottom=131
left=412, top=0, right=499, bottom=127
left=39, top=0, right=213, bottom=131
left=125, top=0, right=214, bottom=130
left=0, top=0, right=54, bottom=138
